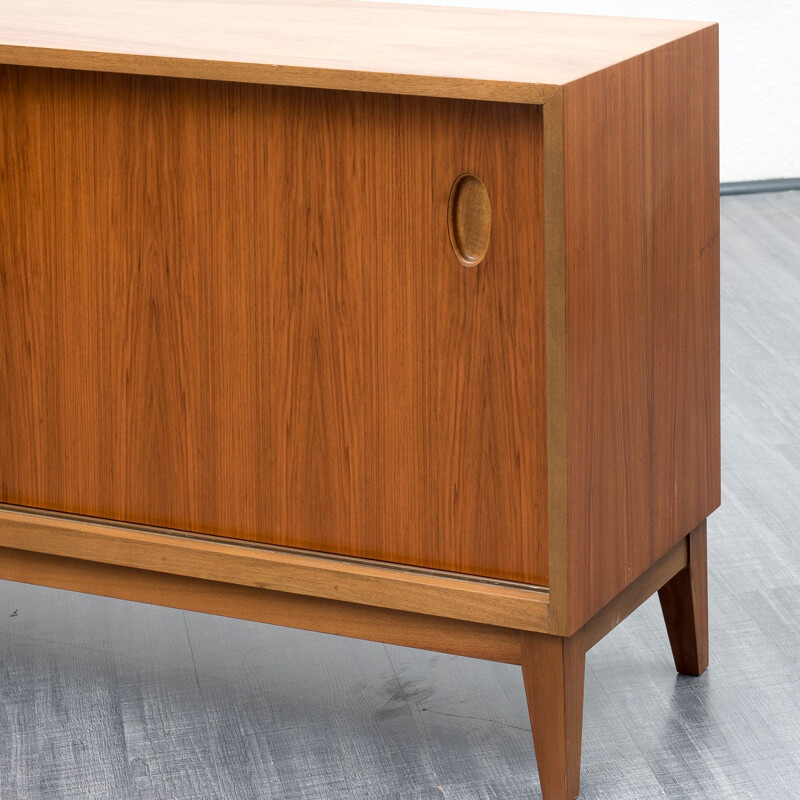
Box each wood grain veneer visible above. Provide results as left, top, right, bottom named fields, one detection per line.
left=0, top=8, right=720, bottom=797
left=0, top=64, right=548, bottom=584
left=0, top=0, right=712, bottom=103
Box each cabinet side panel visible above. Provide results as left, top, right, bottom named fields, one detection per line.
left=0, top=66, right=548, bottom=584
left=651, top=26, right=721, bottom=549
left=561, top=27, right=719, bottom=631
left=561, top=57, right=652, bottom=631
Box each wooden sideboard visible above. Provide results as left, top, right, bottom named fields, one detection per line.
left=0, top=3, right=720, bottom=798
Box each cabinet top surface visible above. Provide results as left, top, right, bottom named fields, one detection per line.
left=0, top=0, right=713, bottom=102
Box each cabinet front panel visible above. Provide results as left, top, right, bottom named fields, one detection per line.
left=0, top=65, right=548, bottom=584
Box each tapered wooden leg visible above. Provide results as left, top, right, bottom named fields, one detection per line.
left=521, top=630, right=585, bottom=800
left=658, top=521, right=709, bottom=676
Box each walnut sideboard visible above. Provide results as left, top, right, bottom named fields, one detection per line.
left=0, top=3, right=720, bottom=798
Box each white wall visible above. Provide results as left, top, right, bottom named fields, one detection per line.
left=374, top=0, right=800, bottom=183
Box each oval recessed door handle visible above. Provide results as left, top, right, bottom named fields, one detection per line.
left=447, top=173, right=491, bottom=267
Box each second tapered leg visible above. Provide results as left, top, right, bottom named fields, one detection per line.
left=658, top=521, right=709, bottom=676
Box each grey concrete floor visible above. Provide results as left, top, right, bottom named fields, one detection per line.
left=2, top=190, right=800, bottom=799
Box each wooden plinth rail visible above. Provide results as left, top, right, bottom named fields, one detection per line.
left=0, top=504, right=693, bottom=657
left=0, top=505, right=549, bottom=631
